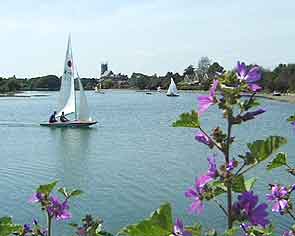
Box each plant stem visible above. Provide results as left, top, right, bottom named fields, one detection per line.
left=47, top=212, right=52, bottom=236
left=199, top=127, right=223, bottom=152
left=225, top=112, right=233, bottom=229
left=235, top=163, right=246, bottom=176
left=237, top=164, right=256, bottom=177
left=287, top=209, right=295, bottom=221
left=213, top=199, right=228, bottom=216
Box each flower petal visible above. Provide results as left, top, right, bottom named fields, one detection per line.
left=198, top=95, right=214, bottom=115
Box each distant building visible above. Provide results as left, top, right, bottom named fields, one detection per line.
left=101, top=63, right=108, bottom=76
left=98, top=63, right=129, bottom=88
left=183, top=73, right=200, bottom=85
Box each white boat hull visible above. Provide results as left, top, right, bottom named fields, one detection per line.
left=40, top=120, right=97, bottom=128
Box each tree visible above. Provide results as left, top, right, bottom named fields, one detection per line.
left=196, top=56, right=211, bottom=80
left=103, top=79, right=113, bottom=89
left=184, top=65, right=195, bottom=76
left=208, top=62, right=225, bottom=76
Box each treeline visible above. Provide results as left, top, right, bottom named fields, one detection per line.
left=0, top=75, right=98, bottom=93
left=1, top=58, right=295, bottom=93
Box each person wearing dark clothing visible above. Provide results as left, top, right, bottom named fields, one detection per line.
left=49, top=111, right=57, bottom=123
left=60, top=112, right=69, bottom=122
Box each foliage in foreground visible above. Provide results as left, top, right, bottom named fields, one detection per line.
left=2, top=61, right=295, bottom=236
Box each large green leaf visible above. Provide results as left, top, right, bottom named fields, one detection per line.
left=232, top=176, right=256, bottom=193
left=247, top=136, right=287, bottom=163
left=118, top=203, right=173, bottom=236
left=267, top=152, right=288, bottom=171
left=172, top=111, right=200, bottom=128
left=0, top=217, right=21, bottom=236
left=37, top=180, right=58, bottom=196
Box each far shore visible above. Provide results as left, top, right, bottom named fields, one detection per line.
left=1, top=90, right=295, bottom=104
left=255, top=93, right=295, bottom=104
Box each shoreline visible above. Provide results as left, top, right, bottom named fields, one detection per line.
left=1, top=90, right=295, bottom=104
left=254, top=93, right=295, bottom=104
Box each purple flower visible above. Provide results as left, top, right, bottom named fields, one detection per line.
left=185, top=184, right=204, bottom=215
left=28, top=192, right=45, bottom=203
left=185, top=156, right=218, bottom=215
left=233, top=191, right=269, bottom=227
left=248, top=83, right=262, bottom=92
left=226, top=159, right=235, bottom=172
left=236, top=61, right=262, bottom=92
left=173, top=218, right=192, bottom=236
left=23, top=224, right=32, bottom=235
left=47, top=196, right=72, bottom=221
left=77, top=227, right=87, bottom=236
left=267, top=185, right=289, bottom=213
left=283, top=230, right=295, bottom=236
left=197, top=80, right=219, bottom=115
left=242, top=109, right=266, bottom=121
left=195, top=132, right=213, bottom=148
left=196, top=156, right=218, bottom=188
left=291, top=121, right=295, bottom=129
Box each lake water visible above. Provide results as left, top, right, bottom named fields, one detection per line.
left=0, top=90, right=294, bottom=235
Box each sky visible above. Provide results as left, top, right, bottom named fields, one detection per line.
left=0, top=0, right=294, bottom=78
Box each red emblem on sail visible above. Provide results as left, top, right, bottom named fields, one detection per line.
left=67, top=60, right=72, bottom=67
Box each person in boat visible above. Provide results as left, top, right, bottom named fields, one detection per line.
left=60, top=112, right=69, bottom=122
left=49, top=111, right=57, bottom=123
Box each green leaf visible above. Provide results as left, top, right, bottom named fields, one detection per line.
left=232, top=176, right=256, bottom=193
left=211, top=181, right=227, bottom=197
left=0, top=217, right=21, bottom=236
left=232, top=175, right=246, bottom=193
left=244, top=177, right=256, bottom=191
left=223, top=227, right=239, bottom=236
left=37, top=180, right=58, bottom=196
left=118, top=203, right=173, bottom=236
left=287, top=114, right=295, bottom=122
left=186, top=224, right=202, bottom=236
left=58, top=187, right=68, bottom=198
left=68, top=223, right=78, bottom=228
left=206, top=229, right=217, bottom=236
left=97, top=232, right=114, bottom=236
left=247, top=136, right=287, bottom=163
left=172, top=110, right=200, bottom=128
left=58, top=188, right=83, bottom=199
left=70, top=189, right=83, bottom=198
left=267, top=152, right=288, bottom=170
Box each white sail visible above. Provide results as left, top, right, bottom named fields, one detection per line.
left=56, top=35, right=76, bottom=117
left=166, top=78, right=179, bottom=96
left=77, top=73, right=91, bottom=121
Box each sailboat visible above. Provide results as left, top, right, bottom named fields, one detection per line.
left=40, top=36, right=97, bottom=127
left=166, top=78, right=179, bottom=97
left=94, top=83, right=104, bottom=94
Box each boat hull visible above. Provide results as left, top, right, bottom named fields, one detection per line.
left=166, top=94, right=179, bottom=97
left=40, top=120, right=97, bottom=128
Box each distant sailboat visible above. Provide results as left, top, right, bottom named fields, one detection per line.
left=94, top=83, right=104, bottom=94
left=166, top=78, right=179, bottom=97
left=40, top=36, right=97, bottom=127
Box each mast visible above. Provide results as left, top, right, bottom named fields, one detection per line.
left=74, top=65, right=77, bottom=120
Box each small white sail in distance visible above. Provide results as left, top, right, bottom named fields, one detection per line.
left=56, top=35, right=76, bottom=117
left=77, top=71, right=92, bottom=121
left=166, top=78, right=179, bottom=96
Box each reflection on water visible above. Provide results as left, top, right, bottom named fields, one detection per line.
left=0, top=91, right=294, bottom=235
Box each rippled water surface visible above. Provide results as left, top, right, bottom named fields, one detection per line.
left=0, top=90, right=294, bottom=235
